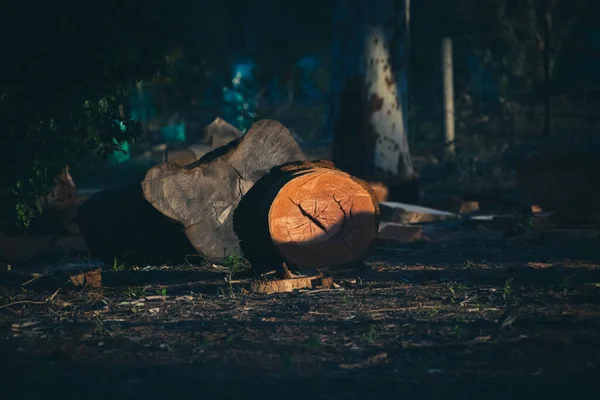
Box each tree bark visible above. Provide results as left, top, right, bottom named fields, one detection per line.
left=330, top=0, right=417, bottom=203
left=234, top=160, right=380, bottom=273
left=142, top=119, right=305, bottom=262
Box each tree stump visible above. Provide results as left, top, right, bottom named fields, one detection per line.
left=234, top=161, right=380, bottom=273
left=142, top=120, right=306, bottom=262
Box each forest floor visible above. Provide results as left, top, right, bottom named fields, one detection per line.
left=1, top=235, right=599, bottom=399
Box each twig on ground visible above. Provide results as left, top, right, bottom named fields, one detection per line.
left=369, top=306, right=440, bottom=313
left=2, top=288, right=62, bottom=310
left=46, top=289, right=61, bottom=302
left=0, top=300, right=47, bottom=310
left=22, top=273, right=47, bottom=287
left=306, top=288, right=336, bottom=294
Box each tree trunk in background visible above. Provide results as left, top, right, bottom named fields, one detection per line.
left=329, top=0, right=417, bottom=203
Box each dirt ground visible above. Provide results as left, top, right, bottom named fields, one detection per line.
left=1, top=235, right=599, bottom=399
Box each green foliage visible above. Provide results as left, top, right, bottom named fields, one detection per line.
left=222, top=255, right=245, bottom=282
left=503, top=279, right=513, bottom=297
left=0, top=2, right=189, bottom=232
left=222, top=255, right=244, bottom=271
left=123, top=286, right=146, bottom=299
left=112, top=257, right=127, bottom=272
left=410, top=0, right=593, bottom=116
left=455, top=0, right=586, bottom=96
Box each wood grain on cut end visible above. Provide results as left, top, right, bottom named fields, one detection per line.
left=269, top=168, right=377, bottom=269
left=250, top=275, right=333, bottom=294
left=234, top=161, right=380, bottom=273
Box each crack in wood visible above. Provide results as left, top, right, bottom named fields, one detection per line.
left=332, top=195, right=351, bottom=249
left=219, top=156, right=249, bottom=196
left=289, top=197, right=331, bottom=237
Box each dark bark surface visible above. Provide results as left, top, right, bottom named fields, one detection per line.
left=142, top=120, right=306, bottom=262
left=76, top=185, right=197, bottom=265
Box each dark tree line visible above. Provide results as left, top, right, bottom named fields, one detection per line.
left=0, top=1, right=189, bottom=231
left=2, top=0, right=599, bottom=231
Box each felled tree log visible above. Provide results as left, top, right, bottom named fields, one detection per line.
left=165, top=118, right=243, bottom=166
left=77, top=184, right=198, bottom=265
left=142, top=120, right=306, bottom=262
left=233, top=161, right=380, bottom=273
left=201, top=117, right=243, bottom=149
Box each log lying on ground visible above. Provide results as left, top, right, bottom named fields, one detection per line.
left=151, top=118, right=243, bottom=167
left=77, top=185, right=198, bottom=265
left=201, top=117, right=243, bottom=150
left=142, top=120, right=306, bottom=262
left=233, top=161, right=380, bottom=273
left=165, top=144, right=211, bottom=167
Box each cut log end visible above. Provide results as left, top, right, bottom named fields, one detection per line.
left=234, top=161, right=380, bottom=272
left=269, top=168, right=377, bottom=269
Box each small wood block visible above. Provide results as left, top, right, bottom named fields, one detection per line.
left=201, top=117, right=243, bottom=149
left=312, top=276, right=335, bottom=289
left=368, top=181, right=389, bottom=203
left=70, top=268, right=102, bottom=288
left=250, top=275, right=321, bottom=294
left=460, top=201, right=480, bottom=214
left=531, top=205, right=543, bottom=213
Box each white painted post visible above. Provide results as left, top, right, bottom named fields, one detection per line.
left=441, top=38, right=455, bottom=160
